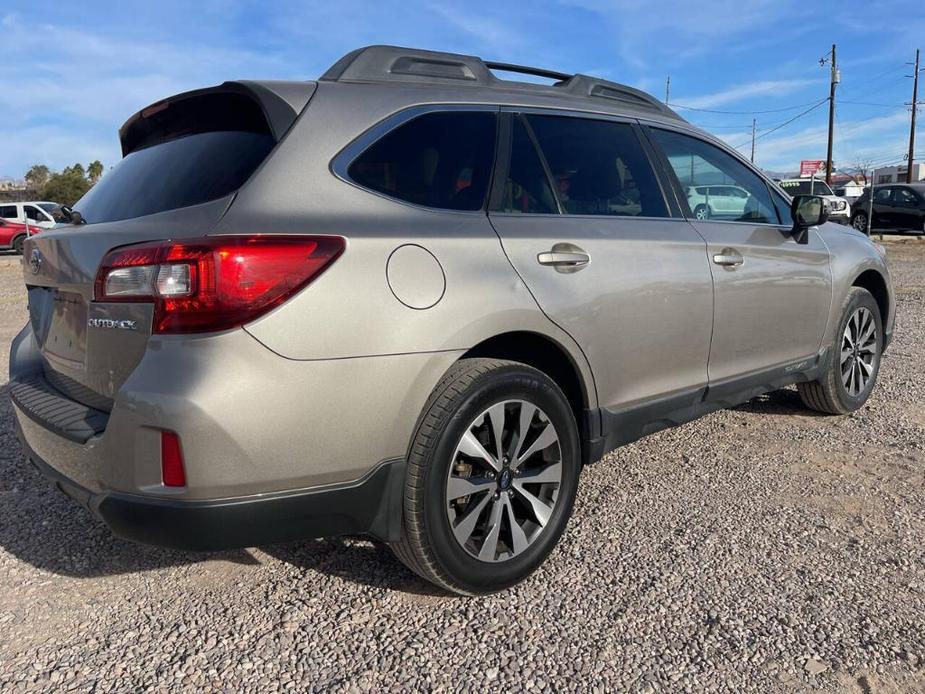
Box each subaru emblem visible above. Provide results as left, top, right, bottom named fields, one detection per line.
left=29, top=249, right=42, bottom=275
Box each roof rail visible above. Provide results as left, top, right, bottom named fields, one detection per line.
left=320, top=45, right=681, bottom=120
left=483, top=61, right=572, bottom=83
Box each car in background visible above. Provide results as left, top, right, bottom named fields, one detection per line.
left=685, top=184, right=750, bottom=220
left=851, top=183, right=925, bottom=234
left=0, top=218, right=39, bottom=254
left=0, top=201, right=58, bottom=229
left=778, top=178, right=851, bottom=224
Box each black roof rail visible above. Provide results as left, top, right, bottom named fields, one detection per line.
left=483, top=61, right=572, bottom=83
left=321, top=46, right=681, bottom=120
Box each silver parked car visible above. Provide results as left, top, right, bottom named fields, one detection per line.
left=10, top=46, right=895, bottom=594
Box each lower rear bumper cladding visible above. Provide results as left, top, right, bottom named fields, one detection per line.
left=16, top=424, right=406, bottom=551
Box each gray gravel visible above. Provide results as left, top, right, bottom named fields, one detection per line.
left=0, top=238, right=924, bottom=693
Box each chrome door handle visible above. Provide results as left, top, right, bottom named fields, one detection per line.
left=537, top=251, right=590, bottom=267
left=537, top=243, right=591, bottom=274
left=712, top=249, right=744, bottom=267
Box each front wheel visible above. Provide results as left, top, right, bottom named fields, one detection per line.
left=391, top=358, right=581, bottom=595
left=693, top=204, right=711, bottom=221
left=852, top=212, right=868, bottom=233
left=798, top=287, right=882, bottom=414
left=11, top=235, right=25, bottom=255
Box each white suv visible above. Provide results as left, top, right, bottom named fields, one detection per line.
left=777, top=179, right=851, bottom=225
left=0, top=201, right=59, bottom=229
left=685, top=185, right=751, bottom=220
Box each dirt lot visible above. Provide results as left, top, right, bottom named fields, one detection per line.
left=0, top=237, right=923, bottom=692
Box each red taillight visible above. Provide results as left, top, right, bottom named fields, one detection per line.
left=160, top=431, right=186, bottom=487
left=94, top=236, right=344, bottom=333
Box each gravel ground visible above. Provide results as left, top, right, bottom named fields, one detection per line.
left=0, top=238, right=923, bottom=693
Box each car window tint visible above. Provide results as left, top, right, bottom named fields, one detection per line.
left=0, top=205, right=17, bottom=219
left=349, top=111, right=496, bottom=211
left=874, top=188, right=892, bottom=203
left=500, top=116, right=557, bottom=214
left=24, top=205, right=45, bottom=221
left=525, top=115, right=667, bottom=218
left=650, top=129, right=779, bottom=224
left=895, top=188, right=918, bottom=205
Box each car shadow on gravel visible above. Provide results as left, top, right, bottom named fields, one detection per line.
left=0, top=383, right=259, bottom=578
left=733, top=387, right=827, bottom=417
left=262, top=539, right=452, bottom=597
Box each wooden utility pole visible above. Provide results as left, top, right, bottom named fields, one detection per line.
left=665, top=75, right=670, bottom=105
left=824, top=44, right=839, bottom=185
left=750, top=118, right=757, bottom=163
left=907, top=49, right=920, bottom=183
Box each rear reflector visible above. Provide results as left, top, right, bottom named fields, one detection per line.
left=160, top=431, right=186, bottom=487
left=94, top=235, right=344, bottom=334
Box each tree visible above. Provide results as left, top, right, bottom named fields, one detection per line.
left=41, top=164, right=91, bottom=207
left=852, top=158, right=875, bottom=185
left=87, top=160, right=104, bottom=184
left=24, top=164, right=50, bottom=190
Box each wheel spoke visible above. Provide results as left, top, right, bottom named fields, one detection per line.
left=504, top=495, right=529, bottom=554
left=457, top=430, right=500, bottom=472
left=486, top=402, right=507, bottom=462
left=512, top=402, right=537, bottom=461
left=447, top=475, right=495, bottom=501
left=452, top=492, right=492, bottom=545
left=858, top=358, right=873, bottom=376
left=511, top=481, right=554, bottom=526
left=517, top=461, right=562, bottom=485
left=514, top=421, right=559, bottom=469
left=840, top=346, right=853, bottom=364
left=478, top=498, right=504, bottom=561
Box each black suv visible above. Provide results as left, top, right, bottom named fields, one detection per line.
left=852, top=183, right=925, bottom=234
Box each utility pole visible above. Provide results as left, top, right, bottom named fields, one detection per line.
left=665, top=75, right=670, bottom=105
left=750, top=118, right=757, bottom=163
left=822, top=44, right=839, bottom=185
left=906, top=49, right=921, bottom=183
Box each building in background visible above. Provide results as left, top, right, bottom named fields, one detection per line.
left=872, top=163, right=925, bottom=184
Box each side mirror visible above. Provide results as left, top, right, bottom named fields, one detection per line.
left=59, top=206, right=74, bottom=222
left=790, top=195, right=827, bottom=244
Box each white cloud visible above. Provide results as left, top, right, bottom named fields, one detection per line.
left=673, top=79, right=824, bottom=110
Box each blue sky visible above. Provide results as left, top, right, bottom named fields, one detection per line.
left=2, top=0, right=923, bottom=179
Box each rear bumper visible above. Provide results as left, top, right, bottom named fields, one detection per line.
left=18, top=424, right=406, bottom=549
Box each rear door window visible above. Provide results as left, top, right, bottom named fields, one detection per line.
left=0, top=205, right=17, bottom=219
left=525, top=115, right=668, bottom=218
left=348, top=111, right=497, bottom=211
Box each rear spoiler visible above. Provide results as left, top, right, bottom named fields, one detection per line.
left=119, top=80, right=317, bottom=156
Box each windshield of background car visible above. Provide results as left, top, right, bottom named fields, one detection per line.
left=779, top=180, right=835, bottom=197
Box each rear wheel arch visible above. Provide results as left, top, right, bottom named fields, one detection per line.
left=11, top=234, right=26, bottom=254
left=851, top=269, right=890, bottom=328
left=462, top=331, right=590, bottom=421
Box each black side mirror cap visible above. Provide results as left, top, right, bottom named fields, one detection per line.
left=790, top=195, right=828, bottom=244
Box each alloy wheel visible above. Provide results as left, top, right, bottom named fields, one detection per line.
left=445, top=399, right=562, bottom=563
left=840, top=306, right=878, bottom=397
left=853, top=214, right=867, bottom=232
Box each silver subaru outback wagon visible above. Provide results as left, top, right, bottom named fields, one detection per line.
left=10, top=46, right=895, bottom=594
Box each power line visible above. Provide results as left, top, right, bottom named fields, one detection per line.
left=731, top=98, right=829, bottom=149
left=669, top=99, right=824, bottom=115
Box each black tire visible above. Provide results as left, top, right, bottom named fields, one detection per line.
left=852, top=212, right=868, bottom=233
left=11, top=235, right=25, bottom=255
left=798, top=287, right=882, bottom=414
left=693, top=204, right=710, bottom=221
left=391, top=358, right=581, bottom=595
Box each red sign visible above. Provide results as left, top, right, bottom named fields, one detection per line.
left=800, top=160, right=826, bottom=177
